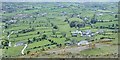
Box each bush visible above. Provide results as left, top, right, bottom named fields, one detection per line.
left=53, top=25, right=58, bottom=29
left=27, top=51, right=30, bottom=54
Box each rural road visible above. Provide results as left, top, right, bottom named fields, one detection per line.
left=21, top=44, right=28, bottom=55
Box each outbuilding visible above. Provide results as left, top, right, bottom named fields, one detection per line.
left=77, top=40, right=89, bottom=46
left=14, top=41, right=25, bottom=47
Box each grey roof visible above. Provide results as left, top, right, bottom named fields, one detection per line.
left=14, top=41, right=25, bottom=47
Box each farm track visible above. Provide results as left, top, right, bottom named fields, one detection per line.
left=44, top=43, right=111, bottom=54
left=21, top=44, right=28, bottom=55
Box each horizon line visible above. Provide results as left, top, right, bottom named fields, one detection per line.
left=1, top=0, right=120, bottom=2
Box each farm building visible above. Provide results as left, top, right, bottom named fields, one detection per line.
left=6, top=20, right=17, bottom=24
left=84, top=30, right=92, bottom=35
left=77, top=40, right=90, bottom=46
left=96, top=29, right=104, bottom=34
left=41, top=13, right=47, bottom=16
left=82, top=30, right=94, bottom=37
left=71, top=30, right=82, bottom=34
left=71, top=33, right=77, bottom=37
left=71, top=30, right=95, bottom=37
left=8, top=42, right=12, bottom=47
left=14, top=41, right=25, bottom=47
left=61, top=11, right=67, bottom=16
left=83, top=17, right=89, bottom=21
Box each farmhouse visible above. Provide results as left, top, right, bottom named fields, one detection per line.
left=41, top=13, right=47, bottom=16
left=61, top=11, right=67, bottom=16
left=84, top=30, right=92, bottom=35
left=8, top=42, right=12, bottom=47
left=71, top=33, right=77, bottom=37
left=82, top=30, right=94, bottom=37
left=71, top=30, right=82, bottom=34
left=83, top=17, right=89, bottom=21
left=71, top=30, right=95, bottom=37
left=6, top=20, right=17, bottom=24
left=96, top=29, right=104, bottom=34
left=14, top=41, right=25, bottom=47
left=71, top=30, right=82, bottom=37
left=77, top=40, right=90, bottom=46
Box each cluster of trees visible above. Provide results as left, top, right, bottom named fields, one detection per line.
left=66, top=14, right=98, bottom=28
left=100, top=37, right=115, bottom=39
left=64, top=18, right=70, bottom=23
left=18, top=28, right=35, bottom=34
left=28, top=38, right=63, bottom=52
left=32, top=43, right=54, bottom=50
left=90, top=18, right=97, bottom=24
left=48, top=39, right=62, bottom=47
left=1, top=40, right=9, bottom=49
left=69, top=21, right=85, bottom=28
left=96, top=24, right=119, bottom=29
left=27, top=34, right=48, bottom=44
left=53, top=25, right=58, bottom=29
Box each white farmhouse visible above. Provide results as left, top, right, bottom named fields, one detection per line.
left=77, top=40, right=90, bottom=46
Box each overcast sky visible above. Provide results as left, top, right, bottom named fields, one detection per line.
left=1, top=0, right=120, bottom=2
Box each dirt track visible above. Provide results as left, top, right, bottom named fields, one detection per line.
left=44, top=43, right=110, bottom=54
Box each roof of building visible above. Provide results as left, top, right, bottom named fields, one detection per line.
left=14, top=41, right=25, bottom=47
left=77, top=40, right=89, bottom=45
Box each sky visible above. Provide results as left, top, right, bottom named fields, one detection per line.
left=1, top=0, right=120, bottom=2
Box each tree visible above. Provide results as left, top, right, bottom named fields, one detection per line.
left=64, top=18, right=69, bottom=23
left=112, top=24, right=115, bottom=27
left=51, top=23, right=54, bottom=27
left=41, top=48, right=45, bottom=51
left=7, top=32, right=10, bottom=36
left=69, top=21, right=77, bottom=28
left=1, top=40, right=9, bottom=49
left=27, top=51, right=30, bottom=54
left=71, top=40, right=77, bottom=45
left=62, top=33, right=66, bottom=37
left=48, top=47, right=50, bottom=49
left=16, top=34, right=19, bottom=37
left=77, top=23, right=85, bottom=28
left=56, top=44, right=62, bottom=48
left=52, top=30, right=56, bottom=35
left=115, top=14, right=117, bottom=18
left=100, top=26, right=103, bottom=29
left=42, top=34, right=47, bottom=39
left=91, top=14, right=97, bottom=24
left=4, top=25, right=8, bottom=29
left=31, top=28, right=35, bottom=31
left=27, top=38, right=31, bottom=44
left=65, top=37, right=70, bottom=41
left=90, top=19, right=97, bottom=24
left=33, top=37, right=36, bottom=42
left=53, top=25, right=58, bottom=29
left=37, top=32, right=40, bottom=34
